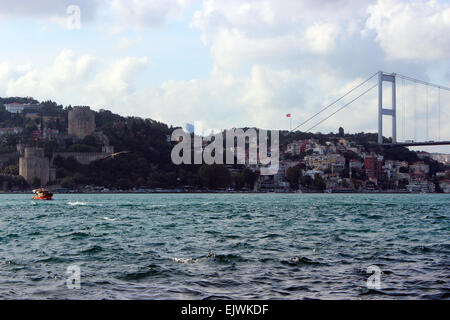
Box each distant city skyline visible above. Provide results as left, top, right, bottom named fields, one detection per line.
left=0, top=0, right=450, bottom=152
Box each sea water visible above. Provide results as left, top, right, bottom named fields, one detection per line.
left=0, top=193, right=448, bottom=299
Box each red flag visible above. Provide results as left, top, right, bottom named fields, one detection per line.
left=286, top=113, right=291, bottom=118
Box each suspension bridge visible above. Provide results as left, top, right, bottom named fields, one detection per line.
left=292, top=70, right=450, bottom=147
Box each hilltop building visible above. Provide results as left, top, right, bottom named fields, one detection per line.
left=4, top=103, right=42, bottom=114
left=0, top=127, right=23, bottom=136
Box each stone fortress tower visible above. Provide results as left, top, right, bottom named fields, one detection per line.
left=19, top=147, right=56, bottom=186
left=50, top=107, right=114, bottom=166
left=68, top=106, right=95, bottom=139
left=17, top=106, right=113, bottom=187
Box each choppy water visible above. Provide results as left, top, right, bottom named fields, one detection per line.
left=0, top=193, right=448, bottom=299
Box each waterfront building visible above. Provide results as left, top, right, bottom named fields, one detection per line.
left=406, top=181, right=435, bottom=193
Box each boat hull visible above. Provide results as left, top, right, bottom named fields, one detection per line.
left=32, top=194, right=53, bottom=200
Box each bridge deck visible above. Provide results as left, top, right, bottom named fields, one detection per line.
left=382, top=141, right=450, bottom=147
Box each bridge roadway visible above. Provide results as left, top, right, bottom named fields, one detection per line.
left=382, top=141, right=450, bottom=147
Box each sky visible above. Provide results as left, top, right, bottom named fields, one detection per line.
left=0, top=0, right=449, bottom=152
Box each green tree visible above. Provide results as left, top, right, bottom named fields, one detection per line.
left=312, top=174, right=326, bottom=191
left=286, top=166, right=302, bottom=189
left=241, top=168, right=257, bottom=188
left=198, top=164, right=232, bottom=189
left=31, top=177, right=41, bottom=188
left=1, top=164, right=19, bottom=175
left=233, top=172, right=245, bottom=190
left=300, top=175, right=312, bottom=188
left=81, top=135, right=100, bottom=149
left=67, top=144, right=97, bottom=152
left=61, top=176, right=75, bottom=189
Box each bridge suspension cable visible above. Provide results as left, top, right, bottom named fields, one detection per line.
left=396, top=72, right=449, bottom=142
left=305, top=83, right=378, bottom=132
left=395, top=73, right=450, bottom=91
left=290, top=71, right=378, bottom=132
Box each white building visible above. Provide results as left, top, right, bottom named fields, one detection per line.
left=304, top=169, right=324, bottom=179
left=0, top=127, right=23, bottom=136
left=5, top=103, right=42, bottom=114
left=406, top=181, right=435, bottom=193
left=304, top=154, right=329, bottom=170
left=439, top=180, right=450, bottom=193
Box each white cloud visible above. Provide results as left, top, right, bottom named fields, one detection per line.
left=304, top=23, right=341, bottom=54
left=4, top=49, right=97, bottom=101
left=365, top=0, right=450, bottom=61
left=117, top=37, right=140, bottom=50
left=190, top=0, right=376, bottom=74
left=1, top=50, right=152, bottom=121
left=1, top=0, right=450, bottom=143
left=87, top=56, right=149, bottom=104
left=2, top=48, right=449, bottom=144
left=0, top=0, right=100, bottom=21
left=0, top=0, right=194, bottom=30
left=129, top=64, right=312, bottom=130
left=109, top=0, right=193, bottom=28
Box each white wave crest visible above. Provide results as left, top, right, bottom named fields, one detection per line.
left=172, top=257, right=197, bottom=264
left=68, top=201, right=87, bottom=206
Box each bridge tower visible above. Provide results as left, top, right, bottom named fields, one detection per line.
left=378, top=71, right=396, bottom=144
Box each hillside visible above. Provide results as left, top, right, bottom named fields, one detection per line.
left=0, top=97, right=448, bottom=192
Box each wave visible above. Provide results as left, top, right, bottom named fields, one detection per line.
left=171, top=252, right=215, bottom=264
left=81, top=245, right=104, bottom=254
left=117, top=265, right=161, bottom=280
left=57, top=231, right=90, bottom=239
left=282, top=256, right=325, bottom=266
left=203, top=295, right=233, bottom=300
left=213, top=253, right=247, bottom=264
left=261, top=233, right=283, bottom=239
left=172, top=257, right=198, bottom=264
left=68, top=201, right=88, bottom=206
left=36, top=256, right=68, bottom=263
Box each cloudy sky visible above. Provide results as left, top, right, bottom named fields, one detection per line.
left=0, top=0, right=449, bottom=151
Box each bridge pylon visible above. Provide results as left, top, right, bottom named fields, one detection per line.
left=378, top=71, right=396, bottom=144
